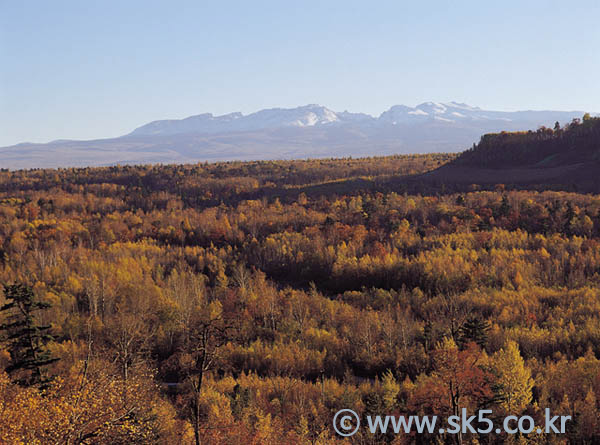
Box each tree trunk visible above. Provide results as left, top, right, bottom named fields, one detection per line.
left=193, top=370, right=204, bottom=445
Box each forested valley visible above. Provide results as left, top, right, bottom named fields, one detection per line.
left=1, top=149, right=600, bottom=444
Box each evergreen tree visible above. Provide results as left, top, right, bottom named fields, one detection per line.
left=499, top=195, right=510, bottom=217
left=422, top=321, right=433, bottom=351
left=0, top=284, right=58, bottom=388
left=565, top=202, right=576, bottom=234
left=554, top=121, right=561, bottom=132
left=458, top=317, right=490, bottom=349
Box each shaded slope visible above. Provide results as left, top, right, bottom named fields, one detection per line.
left=423, top=116, right=600, bottom=190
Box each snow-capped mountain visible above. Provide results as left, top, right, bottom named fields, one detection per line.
left=130, top=105, right=374, bottom=136
left=130, top=102, right=585, bottom=137
left=1, top=103, right=592, bottom=169
left=378, top=101, right=579, bottom=125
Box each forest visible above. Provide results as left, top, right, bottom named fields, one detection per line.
left=457, top=114, right=600, bottom=169
left=423, top=116, right=600, bottom=194
left=1, top=148, right=600, bottom=444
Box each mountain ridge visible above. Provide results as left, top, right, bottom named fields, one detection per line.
left=128, top=102, right=590, bottom=137
left=1, top=102, right=595, bottom=170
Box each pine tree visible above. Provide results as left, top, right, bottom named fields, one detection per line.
left=0, top=283, right=58, bottom=388
left=565, top=202, right=576, bottom=233
left=422, top=321, right=433, bottom=351
left=459, top=317, right=490, bottom=349
left=499, top=195, right=510, bottom=217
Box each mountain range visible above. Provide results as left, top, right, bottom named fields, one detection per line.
left=1, top=102, right=592, bottom=169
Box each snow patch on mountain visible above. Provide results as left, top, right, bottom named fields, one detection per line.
left=128, top=102, right=593, bottom=138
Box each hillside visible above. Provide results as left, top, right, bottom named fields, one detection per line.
left=424, top=115, right=600, bottom=190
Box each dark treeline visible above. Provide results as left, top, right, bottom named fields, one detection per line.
left=457, top=115, right=600, bottom=168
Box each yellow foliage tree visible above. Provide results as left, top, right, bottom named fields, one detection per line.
left=492, top=341, right=532, bottom=413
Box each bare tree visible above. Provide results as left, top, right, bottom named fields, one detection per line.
left=179, top=296, right=230, bottom=445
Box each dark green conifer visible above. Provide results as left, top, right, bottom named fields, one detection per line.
left=0, top=284, right=58, bottom=388
left=499, top=195, right=510, bottom=217
left=459, top=316, right=490, bottom=349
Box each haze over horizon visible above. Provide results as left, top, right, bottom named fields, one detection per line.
left=1, top=0, right=599, bottom=147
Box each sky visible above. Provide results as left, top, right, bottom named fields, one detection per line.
left=1, top=0, right=599, bottom=147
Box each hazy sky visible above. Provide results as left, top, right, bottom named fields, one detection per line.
left=1, top=0, right=599, bottom=146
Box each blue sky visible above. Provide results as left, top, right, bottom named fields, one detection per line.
left=1, top=0, right=599, bottom=146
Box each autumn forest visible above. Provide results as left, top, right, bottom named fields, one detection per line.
left=1, top=134, right=600, bottom=444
